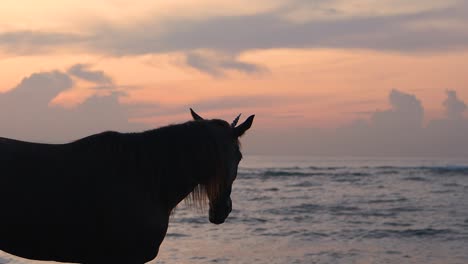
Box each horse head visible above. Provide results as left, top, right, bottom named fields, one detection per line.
left=190, top=108, right=254, bottom=224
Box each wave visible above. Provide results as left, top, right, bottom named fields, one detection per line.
left=239, top=165, right=468, bottom=178
left=165, top=232, right=190, bottom=238
left=361, top=228, right=454, bottom=239
left=402, top=176, right=429, bottom=182
left=265, top=203, right=426, bottom=218
left=367, top=198, right=408, bottom=204
left=262, top=171, right=322, bottom=177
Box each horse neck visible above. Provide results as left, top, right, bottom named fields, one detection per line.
left=148, top=125, right=217, bottom=213
left=161, top=166, right=199, bottom=212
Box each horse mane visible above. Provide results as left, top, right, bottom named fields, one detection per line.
left=138, top=119, right=234, bottom=210
left=0, top=119, right=234, bottom=212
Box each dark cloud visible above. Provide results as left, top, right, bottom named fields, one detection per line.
left=67, top=64, right=113, bottom=85
left=5, top=71, right=74, bottom=105
left=0, top=255, right=11, bottom=263
left=185, top=52, right=265, bottom=77
left=0, top=70, right=146, bottom=143
left=0, top=30, right=84, bottom=54
left=89, top=9, right=468, bottom=55
left=371, top=89, right=424, bottom=130
left=1, top=2, right=468, bottom=57
left=337, top=89, right=468, bottom=156
left=243, top=89, right=468, bottom=156
left=321, top=90, right=426, bottom=156
left=443, top=90, right=466, bottom=120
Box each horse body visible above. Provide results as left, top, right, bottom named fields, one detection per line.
left=0, top=132, right=169, bottom=263
left=0, top=110, right=254, bottom=263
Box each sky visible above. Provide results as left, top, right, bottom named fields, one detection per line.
left=1, top=0, right=468, bottom=156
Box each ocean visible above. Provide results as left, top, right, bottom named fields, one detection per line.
left=1, top=156, right=468, bottom=264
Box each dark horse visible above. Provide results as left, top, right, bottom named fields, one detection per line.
left=0, top=109, right=254, bottom=263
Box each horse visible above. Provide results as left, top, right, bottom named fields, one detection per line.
left=0, top=109, right=254, bottom=263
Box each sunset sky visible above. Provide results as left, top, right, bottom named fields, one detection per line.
left=1, top=0, right=468, bottom=156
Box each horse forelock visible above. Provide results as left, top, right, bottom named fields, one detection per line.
left=181, top=119, right=234, bottom=210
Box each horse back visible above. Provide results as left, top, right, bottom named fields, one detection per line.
left=0, top=134, right=167, bottom=263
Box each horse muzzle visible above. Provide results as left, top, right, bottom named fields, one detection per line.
left=209, top=198, right=232, bottom=224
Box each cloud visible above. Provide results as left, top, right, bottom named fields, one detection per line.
left=371, top=89, right=424, bottom=130
left=0, top=69, right=146, bottom=143
left=0, top=255, right=11, bottom=264
left=242, top=89, right=468, bottom=156
left=67, top=64, right=113, bottom=85
left=1, top=1, right=468, bottom=56
left=280, top=0, right=461, bottom=22
left=443, top=90, right=466, bottom=120
left=1, top=69, right=468, bottom=157
left=336, top=90, right=468, bottom=156
left=184, top=51, right=265, bottom=77
left=326, top=90, right=426, bottom=155
left=4, top=71, right=74, bottom=105
left=0, top=30, right=84, bottom=54
left=88, top=7, right=468, bottom=54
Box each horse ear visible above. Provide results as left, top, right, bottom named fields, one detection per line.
left=190, top=108, right=203, bottom=120
left=231, top=114, right=241, bottom=127
left=234, top=115, right=255, bottom=137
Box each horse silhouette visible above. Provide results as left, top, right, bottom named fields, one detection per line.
left=0, top=109, right=254, bottom=263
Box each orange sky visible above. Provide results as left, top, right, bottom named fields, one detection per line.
left=2, top=48, right=467, bottom=128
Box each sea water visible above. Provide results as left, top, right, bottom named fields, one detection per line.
left=1, top=156, right=468, bottom=264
